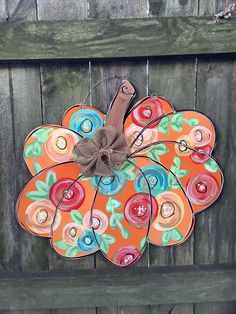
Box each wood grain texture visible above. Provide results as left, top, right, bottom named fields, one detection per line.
left=36, top=1, right=95, bottom=314
left=148, top=2, right=198, bottom=314
left=194, top=55, right=236, bottom=314
left=89, top=4, right=149, bottom=314
left=88, top=0, right=148, bottom=19
left=0, top=2, right=48, bottom=314
left=0, top=0, right=48, bottom=271
left=0, top=16, right=236, bottom=61
left=0, top=265, right=235, bottom=310
left=0, top=0, right=235, bottom=312
left=149, top=0, right=198, bottom=16
left=37, top=0, right=93, bottom=272
left=36, top=0, right=87, bottom=20
left=194, top=1, right=236, bottom=313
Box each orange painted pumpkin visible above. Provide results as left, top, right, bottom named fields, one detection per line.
left=16, top=80, right=223, bottom=266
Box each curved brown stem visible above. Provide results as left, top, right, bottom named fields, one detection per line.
left=105, top=80, right=135, bottom=131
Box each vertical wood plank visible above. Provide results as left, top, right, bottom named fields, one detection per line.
left=9, top=0, right=49, bottom=272
left=194, top=55, right=236, bottom=314
left=37, top=0, right=94, bottom=271
left=149, top=1, right=198, bottom=313
left=149, top=0, right=198, bottom=16
left=195, top=0, right=236, bottom=312
left=195, top=57, right=236, bottom=265
left=37, top=0, right=95, bottom=313
left=195, top=302, right=236, bottom=314
left=37, top=0, right=87, bottom=20
left=0, top=1, right=49, bottom=314
left=88, top=0, right=148, bottom=18
left=89, top=1, right=150, bottom=313
left=0, top=0, right=47, bottom=273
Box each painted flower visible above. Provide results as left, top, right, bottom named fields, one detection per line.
left=16, top=80, right=223, bottom=266
left=49, top=178, right=85, bottom=211
left=83, top=209, right=108, bottom=235
left=45, top=129, right=78, bottom=162
left=24, top=200, right=61, bottom=236
left=77, top=230, right=100, bottom=252
left=124, top=193, right=158, bottom=228
left=112, top=246, right=140, bottom=266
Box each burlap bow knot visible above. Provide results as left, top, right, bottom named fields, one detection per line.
left=74, top=126, right=130, bottom=177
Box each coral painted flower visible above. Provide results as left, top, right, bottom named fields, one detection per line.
left=16, top=80, right=223, bottom=266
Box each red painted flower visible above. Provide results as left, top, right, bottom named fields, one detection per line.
left=124, top=193, right=158, bottom=228
left=16, top=80, right=223, bottom=266
left=112, top=246, right=140, bottom=266
left=49, top=178, right=85, bottom=212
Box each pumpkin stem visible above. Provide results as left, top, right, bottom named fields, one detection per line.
left=105, top=80, right=135, bottom=131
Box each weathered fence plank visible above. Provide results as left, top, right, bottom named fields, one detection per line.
left=0, top=16, right=236, bottom=61
left=0, top=0, right=235, bottom=313
left=0, top=2, right=49, bottom=314
left=149, top=1, right=198, bottom=314
left=89, top=3, right=150, bottom=314
left=37, top=2, right=96, bottom=314
left=194, top=1, right=236, bottom=313
left=0, top=265, right=235, bottom=310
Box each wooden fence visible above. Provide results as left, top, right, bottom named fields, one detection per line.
left=0, top=0, right=235, bottom=313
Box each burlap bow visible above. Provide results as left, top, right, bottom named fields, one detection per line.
left=74, top=126, right=130, bottom=177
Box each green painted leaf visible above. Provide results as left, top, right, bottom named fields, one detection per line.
left=33, top=142, right=42, bottom=156
left=106, top=197, right=121, bottom=212
left=168, top=174, right=181, bottom=189
left=114, top=213, right=124, bottom=222
left=139, top=237, right=147, bottom=250
left=100, top=240, right=109, bottom=253
left=101, top=234, right=116, bottom=244
left=33, top=128, right=54, bottom=144
left=157, top=126, right=169, bottom=134
left=124, top=170, right=136, bottom=180
left=100, top=234, right=116, bottom=253
left=170, top=165, right=179, bottom=176
left=158, top=116, right=170, bottom=127
left=35, top=180, right=50, bottom=193
left=171, top=123, right=182, bottom=132
left=172, top=113, right=183, bottom=125
left=174, top=156, right=181, bottom=167
left=120, top=162, right=136, bottom=180
left=24, top=144, right=35, bottom=158
left=171, top=229, right=183, bottom=241
left=178, top=169, right=189, bottom=178
left=121, top=161, right=136, bottom=179
left=168, top=173, right=175, bottom=187
left=157, top=116, right=170, bottom=134
left=54, top=240, right=70, bottom=250
left=147, top=149, right=160, bottom=162
left=162, top=230, right=171, bottom=244
left=33, top=162, right=42, bottom=174
left=147, top=144, right=169, bottom=161
left=204, top=159, right=219, bottom=173
left=46, top=171, right=57, bottom=187
left=172, top=181, right=181, bottom=189
left=110, top=215, right=117, bottom=228
left=121, top=228, right=130, bottom=239
left=119, top=161, right=134, bottom=172
left=66, top=246, right=79, bottom=258
left=70, top=210, right=83, bottom=225
left=26, top=191, right=49, bottom=201
left=154, top=143, right=169, bottom=155
left=187, top=119, right=199, bottom=127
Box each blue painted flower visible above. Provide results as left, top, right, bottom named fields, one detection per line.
left=92, top=171, right=126, bottom=196
left=77, top=230, right=100, bottom=252
left=69, top=109, right=103, bottom=138
left=134, top=165, right=168, bottom=196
